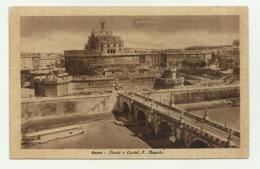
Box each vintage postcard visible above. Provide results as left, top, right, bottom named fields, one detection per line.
left=10, top=7, right=248, bottom=159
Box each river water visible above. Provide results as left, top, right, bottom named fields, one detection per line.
left=28, top=118, right=150, bottom=149
left=190, top=106, right=240, bottom=130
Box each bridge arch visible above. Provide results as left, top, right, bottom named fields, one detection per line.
left=121, top=101, right=135, bottom=120
left=135, top=109, right=147, bottom=126
left=121, top=101, right=130, bottom=115
left=155, top=121, right=173, bottom=137
left=188, top=138, right=210, bottom=148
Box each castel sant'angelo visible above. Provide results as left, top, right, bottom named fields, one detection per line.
left=64, top=21, right=214, bottom=76
left=64, top=22, right=144, bottom=75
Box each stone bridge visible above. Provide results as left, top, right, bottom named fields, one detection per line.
left=117, top=91, right=240, bottom=148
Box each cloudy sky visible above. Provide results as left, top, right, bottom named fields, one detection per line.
left=21, top=16, right=239, bottom=53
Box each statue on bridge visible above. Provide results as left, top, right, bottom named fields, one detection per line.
left=169, top=92, right=175, bottom=107
left=113, top=78, right=122, bottom=91
left=203, top=107, right=209, bottom=121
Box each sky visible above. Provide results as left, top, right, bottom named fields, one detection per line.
left=21, top=16, right=239, bottom=53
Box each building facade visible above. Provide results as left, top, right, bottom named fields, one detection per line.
left=86, top=22, right=124, bottom=55
left=154, top=68, right=184, bottom=90
left=21, top=52, right=64, bottom=70
left=218, top=40, right=240, bottom=70
left=65, top=22, right=214, bottom=76
left=21, top=53, right=41, bottom=70
left=65, top=22, right=144, bottom=75
left=34, top=73, right=72, bottom=97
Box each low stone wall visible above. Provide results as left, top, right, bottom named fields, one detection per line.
left=173, top=87, right=239, bottom=104
left=21, top=94, right=117, bottom=122
left=177, top=99, right=237, bottom=111
left=87, top=92, right=118, bottom=115
left=72, top=76, right=157, bottom=90
left=148, top=86, right=240, bottom=105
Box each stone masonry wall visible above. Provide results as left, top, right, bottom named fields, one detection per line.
left=21, top=94, right=117, bottom=122
left=148, top=86, right=239, bottom=105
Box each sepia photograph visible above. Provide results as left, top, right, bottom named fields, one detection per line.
left=9, top=7, right=248, bottom=159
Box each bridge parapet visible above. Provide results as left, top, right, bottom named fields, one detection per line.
left=118, top=91, right=240, bottom=148
left=130, top=91, right=240, bottom=139
left=184, top=123, right=227, bottom=147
